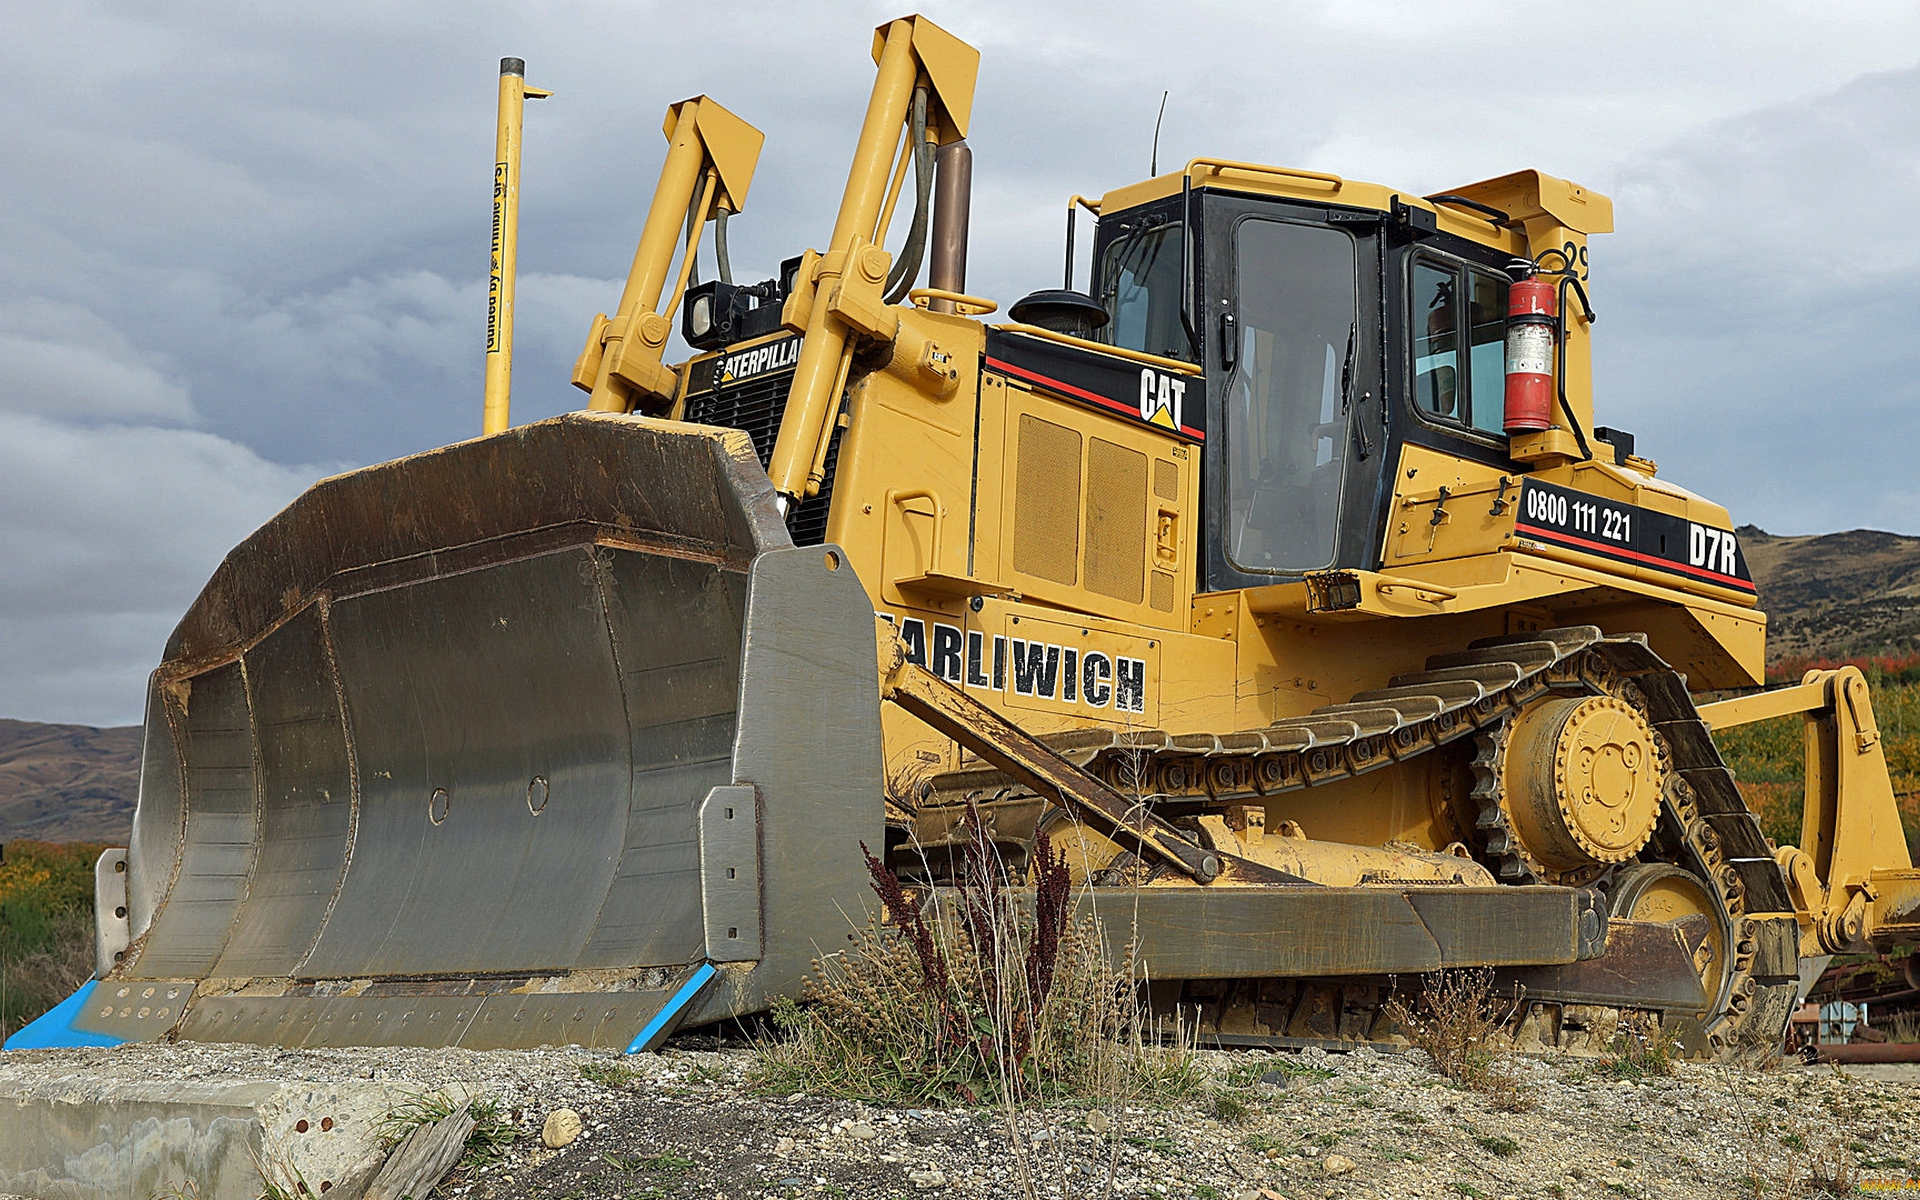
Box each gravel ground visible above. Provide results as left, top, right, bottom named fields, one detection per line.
left=5, top=1040, right=1916, bottom=1199
left=452, top=1041, right=1919, bottom=1200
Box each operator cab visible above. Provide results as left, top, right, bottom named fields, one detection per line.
left=1087, top=177, right=1530, bottom=593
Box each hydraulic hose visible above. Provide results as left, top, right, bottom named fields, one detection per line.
left=884, top=87, right=934, bottom=304
left=715, top=209, right=733, bottom=285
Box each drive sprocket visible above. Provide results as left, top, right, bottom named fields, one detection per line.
left=1470, top=658, right=1670, bottom=886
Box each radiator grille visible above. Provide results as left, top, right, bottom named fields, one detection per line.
left=1151, top=570, right=1175, bottom=612
left=1013, top=415, right=1081, bottom=585
left=1085, top=438, right=1147, bottom=604
left=682, top=363, right=841, bottom=548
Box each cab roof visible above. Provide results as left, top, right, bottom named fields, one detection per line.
left=1097, top=163, right=1613, bottom=255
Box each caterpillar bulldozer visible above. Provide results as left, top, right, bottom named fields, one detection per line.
left=37, top=14, right=1920, bottom=1061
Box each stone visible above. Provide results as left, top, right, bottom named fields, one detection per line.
left=1322, top=1154, right=1356, bottom=1176
left=909, top=1167, right=949, bottom=1189
left=847, top=1122, right=878, bottom=1140
left=541, top=1108, right=582, bottom=1149
left=1086, top=1110, right=1112, bottom=1134
left=774, top=1136, right=796, bottom=1156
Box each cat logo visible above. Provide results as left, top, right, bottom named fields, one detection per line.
left=1139, top=367, right=1186, bottom=433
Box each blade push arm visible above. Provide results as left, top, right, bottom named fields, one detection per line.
left=1700, top=668, right=1920, bottom=952
left=573, top=97, right=764, bottom=413
left=765, top=15, right=979, bottom=509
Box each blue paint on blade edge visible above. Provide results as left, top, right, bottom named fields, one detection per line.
left=625, top=962, right=718, bottom=1055
left=3, top=980, right=126, bottom=1051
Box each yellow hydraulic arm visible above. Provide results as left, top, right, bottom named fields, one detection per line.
left=1699, top=668, right=1920, bottom=954
left=572, top=97, right=764, bottom=413
left=765, top=15, right=978, bottom=510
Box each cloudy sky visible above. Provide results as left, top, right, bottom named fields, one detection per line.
left=5, top=0, right=1918, bottom=727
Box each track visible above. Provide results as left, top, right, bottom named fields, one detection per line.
left=902, top=626, right=1804, bottom=1060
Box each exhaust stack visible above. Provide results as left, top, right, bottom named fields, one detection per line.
left=928, top=139, right=972, bottom=312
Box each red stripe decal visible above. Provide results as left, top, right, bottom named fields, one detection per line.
left=1516, top=522, right=1756, bottom=591
left=985, top=356, right=1204, bottom=440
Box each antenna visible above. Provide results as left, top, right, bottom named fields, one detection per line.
left=1150, top=90, right=1169, bottom=176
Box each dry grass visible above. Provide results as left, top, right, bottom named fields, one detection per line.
left=1384, top=970, right=1532, bottom=1111
left=1734, top=1101, right=1860, bottom=1198
left=753, top=806, right=1202, bottom=1110
left=1598, top=1017, right=1681, bottom=1081
left=1888, top=1009, right=1920, bottom=1044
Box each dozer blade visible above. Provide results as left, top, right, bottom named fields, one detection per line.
left=81, top=413, right=882, bottom=1051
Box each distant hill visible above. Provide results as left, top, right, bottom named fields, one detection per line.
left=1740, top=526, right=1920, bottom=665
left=0, top=719, right=140, bottom=844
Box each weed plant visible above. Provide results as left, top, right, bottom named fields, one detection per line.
left=1598, top=1021, right=1680, bottom=1080
left=753, top=803, right=1200, bottom=1108
left=1383, top=970, right=1532, bottom=1111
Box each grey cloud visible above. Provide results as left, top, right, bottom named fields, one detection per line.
left=1595, top=63, right=1920, bottom=534
left=0, top=301, right=195, bottom=422
left=0, top=414, right=327, bottom=723
left=5, top=0, right=1920, bottom=723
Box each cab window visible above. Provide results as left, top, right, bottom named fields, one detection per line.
left=1412, top=256, right=1510, bottom=436
left=1097, top=222, right=1191, bottom=362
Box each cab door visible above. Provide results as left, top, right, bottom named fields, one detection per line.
left=1199, top=197, right=1386, bottom=591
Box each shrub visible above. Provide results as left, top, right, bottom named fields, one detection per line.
left=753, top=803, right=1199, bottom=1107
left=0, top=841, right=105, bottom=1041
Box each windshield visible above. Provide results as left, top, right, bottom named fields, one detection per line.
left=1097, top=222, right=1191, bottom=362
left=1224, top=220, right=1358, bottom=574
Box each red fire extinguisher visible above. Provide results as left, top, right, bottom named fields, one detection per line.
left=1504, top=271, right=1558, bottom=433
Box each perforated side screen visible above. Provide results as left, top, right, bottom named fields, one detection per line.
left=1154, top=457, right=1178, bottom=501
left=1013, top=414, right=1082, bottom=585
left=1151, top=570, right=1175, bottom=612
left=1085, top=438, right=1147, bottom=604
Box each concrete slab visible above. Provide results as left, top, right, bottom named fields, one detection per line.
left=0, top=1060, right=404, bottom=1200
left=0, top=1040, right=617, bottom=1200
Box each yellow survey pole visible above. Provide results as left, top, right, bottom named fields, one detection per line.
left=483, top=57, right=550, bottom=436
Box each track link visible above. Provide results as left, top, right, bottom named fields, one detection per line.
left=907, top=625, right=1803, bottom=1059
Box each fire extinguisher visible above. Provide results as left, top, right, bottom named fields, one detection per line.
left=1504, top=267, right=1558, bottom=433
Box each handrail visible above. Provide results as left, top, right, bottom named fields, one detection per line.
left=1064, top=193, right=1102, bottom=289
left=886, top=488, right=945, bottom=577
left=1372, top=574, right=1459, bottom=603
left=1186, top=157, right=1342, bottom=192
left=908, top=287, right=996, bottom=315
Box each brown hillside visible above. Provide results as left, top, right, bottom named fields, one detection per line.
left=0, top=719, right=140, bottom=844
left=1742, top=526, right=1920, bottom=664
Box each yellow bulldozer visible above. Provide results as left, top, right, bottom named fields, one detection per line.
left=35, top=15, right=1919, bottom=1061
